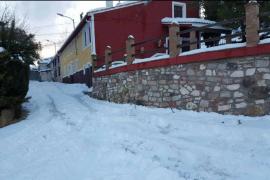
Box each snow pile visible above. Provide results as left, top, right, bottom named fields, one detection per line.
left=259, top=37, right=270, bottom=44
left=94, top=66, right=105, bottom=72
left=94, top=61, right=127, bottom=72
left=110, top=60, right=127, bottom=68
left=94, top=54, right=169, bottom=72
left=183, top=37, right=270, bottom=56
left=0, top=47, right=5, bottom=53
left=0, top=81, right=270, bottom=180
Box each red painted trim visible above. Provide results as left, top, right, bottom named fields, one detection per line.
left=94, top=43, right=270, bottom=77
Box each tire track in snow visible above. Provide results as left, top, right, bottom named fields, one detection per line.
left=47, top=95, right=66, bottom=120
left=46, top=94, right=80, bottom=129
left=46, top=90, right=97, bottom=132
left=71, top=94, right=97, bottom=113
left=51, top=82, right=98, bottom=113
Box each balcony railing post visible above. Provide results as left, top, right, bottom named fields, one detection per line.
left=190, top=30, right=197, bottom=50
left=245, top=1, right=260, bottom=47
left=126, top=35, right=135, bottom=65
left=226, top=33, right=232, bottom=44
left=169, top=22, right=181, bottom=57
left=105, top=46, right=112, bottom=70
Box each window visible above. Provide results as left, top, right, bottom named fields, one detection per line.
left=83, top=23, right=91, bottom=48
left=174, top=5, right=183, bottom=18
left=84, top=31, right=87, bottom=47
left=172, top=2, right=186, bottom=18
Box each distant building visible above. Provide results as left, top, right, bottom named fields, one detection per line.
left=51, top=54, right=61, bottom=82
left=29, top=64, right=41, bottom=81
left=38, top=57, right=53, bottom=81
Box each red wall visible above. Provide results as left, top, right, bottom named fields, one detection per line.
left=94, top=43, right=270, bottom=77
left=94, top=1, right=199, bottom=66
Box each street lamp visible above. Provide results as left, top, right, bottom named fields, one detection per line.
left=57, top=13, right=77, bottom=54
left=57, top=13, right=75, bottom=29
left=46, top=39, right=56, bottom=54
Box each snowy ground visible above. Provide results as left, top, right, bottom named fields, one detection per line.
left=0, top=81, right=270, bottom=180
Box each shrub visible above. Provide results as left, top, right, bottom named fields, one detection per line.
left=0, top=10, right=41, bottom=116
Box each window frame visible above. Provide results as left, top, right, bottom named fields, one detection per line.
left=172, top=1, right=187, bottom=18
left=82, top=23, right=91, bottom=49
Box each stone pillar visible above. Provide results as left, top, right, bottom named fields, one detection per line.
left=105, top=46, right=112, bottom=70
left=245, top=1, right=260, bottom=47
left=126, top=35, right=135, bottom=65
left=91, top=54, right=97, bottom=70
left=226, top=33, right=232, bottom=44
left=169, top=23, right=181, bottom=57
left=189, top=30, right=197, bottom=50
left=123, top=54, right=127, bottom=62
left=157, top=39, right=162, bottom=48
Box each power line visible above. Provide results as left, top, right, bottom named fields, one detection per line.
left=32, top=17, right=165, bottom=36
left=41, top=40, right=64, bottom=44
left=41, top=42, right=64, bottom=47
left=35, top=32, right=71, bottom=36
left=30, top=23, right=73, bottom=29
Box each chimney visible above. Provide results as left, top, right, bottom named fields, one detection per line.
left=106, top=1, right=113, bottom=8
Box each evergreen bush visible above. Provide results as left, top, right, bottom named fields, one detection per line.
left=0, top=11, right=41, bottom=116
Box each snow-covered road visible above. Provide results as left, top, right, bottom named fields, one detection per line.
left=0, top=81, right=270, bottom=180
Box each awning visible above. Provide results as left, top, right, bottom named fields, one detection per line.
left=161, top=17, right=231, bottom=33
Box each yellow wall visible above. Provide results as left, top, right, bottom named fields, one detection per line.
left=60, top=23, right=92, bottom=78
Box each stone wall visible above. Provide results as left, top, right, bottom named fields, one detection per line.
left=92, top=55, right=270, bottom=116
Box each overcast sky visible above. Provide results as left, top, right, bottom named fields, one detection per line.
left=1, top=1, right=121, bottom=59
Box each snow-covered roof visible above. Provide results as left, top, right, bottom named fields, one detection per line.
left=87, top=1, right=145, bottom=15
left=39, top=68, right=51, bottom=72
left=161, top=17, right=230, bottom=30
left=30, top=64, right=38, bottom=71
left=38, top=57, right=53, bottom=64
left=0, top=47, right=5, bottom=53
left=162, top=17, right=216, bottom=25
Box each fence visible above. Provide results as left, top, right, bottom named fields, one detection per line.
left=93, top=1, right=270, bottom=71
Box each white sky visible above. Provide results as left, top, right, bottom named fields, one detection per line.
left=1, top=1, right=122, bottom=59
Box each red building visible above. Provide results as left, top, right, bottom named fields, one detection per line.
left=87, top=1, right=200, bottom=66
